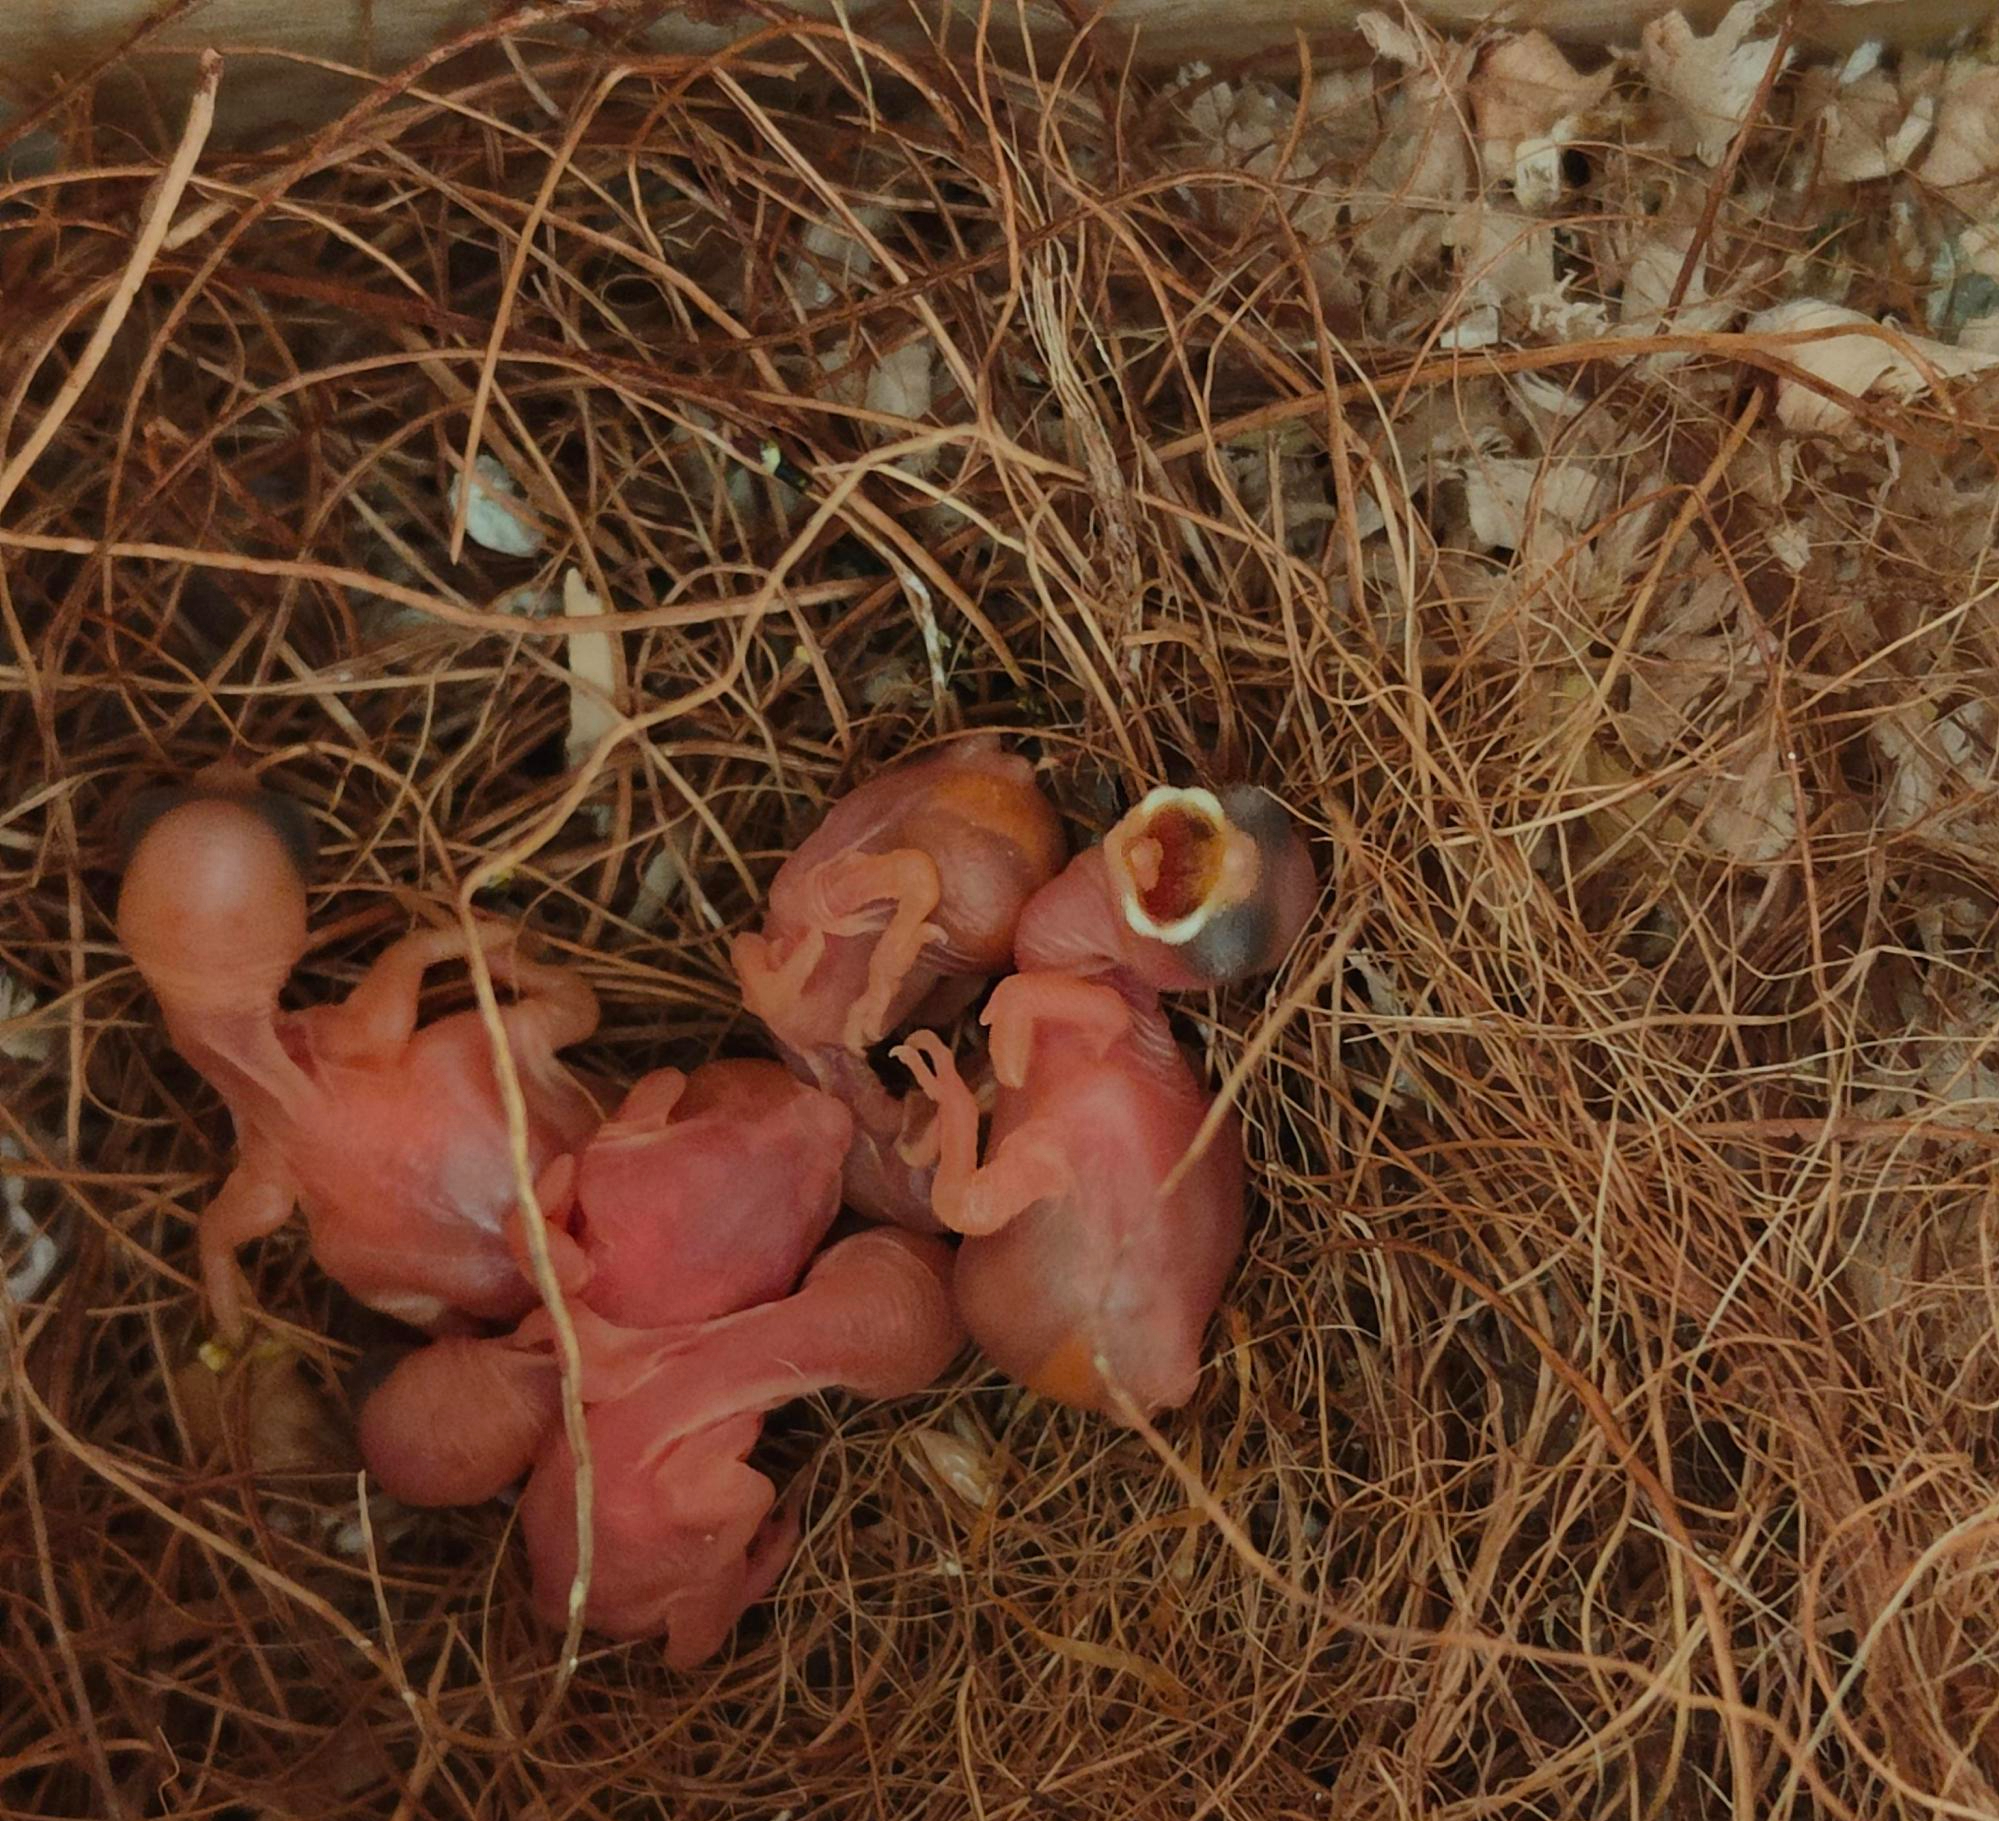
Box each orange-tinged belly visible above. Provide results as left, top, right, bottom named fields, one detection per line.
left=1025, top=1332, right=1104, bottom=1411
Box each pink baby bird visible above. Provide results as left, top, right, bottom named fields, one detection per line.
left=517, top=1228, right=962, bottom=1667
left=357, top=1056, right=854, bottom=1501
left=896, top=784, right=1315, bottom=1420
left=535, top=1058, right=854, bottom=1329
left=117, top=767, right=602, bottom=1343
left=361, top=1229, right=964, bottom=1670
left=732, top=733, right=1066, bottom=1229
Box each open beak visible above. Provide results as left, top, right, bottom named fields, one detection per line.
left=1104, top=786, right=1261, bottom=946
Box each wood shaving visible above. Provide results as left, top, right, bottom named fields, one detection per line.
left=1918, top=63, right=1999, bottom=216
left=907, top=1426, right=995, bottom=1507
left=1616, top=227, right=1740, bottom=364
left=1351, top=13, right=1476, bottom=307
left=1873, top=700, right=1999, bottom=833
left=0, top=970, right=52, bottom=1063
left=1470, top=32, right=1616, bottom=212
left=1640, top=0, right=1791, bottom=168
left=1800, top=62, right=1936, bottom=184
left=561, top=568, right=620, bottom=772
left=1747, top=297, right=1999, bottom=436
left=2, top=1135, right=63, bottom=1306
left=448, top=452, right=543, bottom=559
left=1454, top=453, right=1605, bottom=553
left=1681, top=723, right=1797, bottom=867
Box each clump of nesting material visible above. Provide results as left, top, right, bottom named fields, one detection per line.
left=7, top=5, right=1999, bottom=1817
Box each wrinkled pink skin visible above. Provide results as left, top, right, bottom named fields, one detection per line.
left=116, top=777, right=602, bottom=1344
left=364, top=1229, right=964, bottom=1671
left=900, top=977, right=1243, bottom=1419
left=731, top=734, right=1066, bottom=1231
left=896, top=785, right=1317, bottom=1421
left=530, top=1408, right=797, bottom=1670
left=519, top=1229, right=961, bottom=1667
left=538, top=1058, right=854, bottom=1329
left=359, top=1057, right=856, bottom=1503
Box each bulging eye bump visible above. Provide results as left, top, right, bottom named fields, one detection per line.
left=118, top=769, right=317, bottom=880
left=118, top=785, right=197, bottom=872
left=1215, top=784, right=1291, bottom=845
left=244, top=791, right=318, bottom=875
left=1179, top=899, right=1278, bottom=986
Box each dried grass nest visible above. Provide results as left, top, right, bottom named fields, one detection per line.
left=8, top=4, right=1999, bottom=1816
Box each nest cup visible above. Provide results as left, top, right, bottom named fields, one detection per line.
left=7, top=5, right=1999, bottom=1816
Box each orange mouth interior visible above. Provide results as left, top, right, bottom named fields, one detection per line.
left=1122, top=803, right=1224, bottom=929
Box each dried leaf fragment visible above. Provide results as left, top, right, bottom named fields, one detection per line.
left=1640, top=1, right=1790, bottom=168
left=1747, top=297, right=1999, bottom=435
left=908, top=1425, right=995, bottom=1507
left=1471, top=32, right=1615, bottom=211
left=449, top=452, right=543, bottom=558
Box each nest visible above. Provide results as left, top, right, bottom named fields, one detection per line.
left=8, top=5, right=1999, bottom=1815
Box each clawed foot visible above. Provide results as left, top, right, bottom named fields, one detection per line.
left=894, top=1030, right=1071, bottom=1237
left=802, top=848, right=947, bottom=1050
left=316, top=917, right=520, bottom=1064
